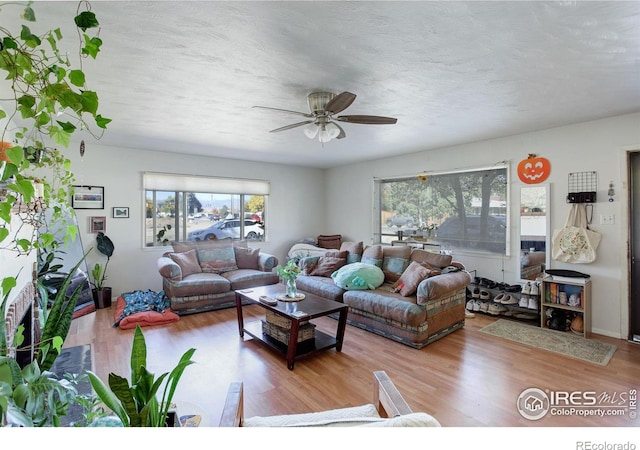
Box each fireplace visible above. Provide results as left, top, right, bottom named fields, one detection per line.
left=4, top=281, right=40, bottom=367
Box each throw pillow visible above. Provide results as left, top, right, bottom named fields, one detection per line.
left=234, top=246, right=260, bottom=270
left=410, top=249, right=452, bottom=269
left=317, top=234, right=342, bottom=249
left=331, top=263, right=385, bottom=290
left=393, top=261, right=432, bottom=297
left=196, top=239, right=238, bottom=273
left=381, top=246, right=412, bottom=283
left=340, top=241, right=364, bottom=264
left=361, top=245, right=383, bottom=267
left=308, top=256, right=347, bottom=277
left=168, top=249, right=202, bottom=277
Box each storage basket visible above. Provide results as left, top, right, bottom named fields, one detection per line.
left=261, top=320, right=316, bottom=345
left=266, top=310, right=293, bottom=329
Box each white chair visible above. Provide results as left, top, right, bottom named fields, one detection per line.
left=219, top=370, right=440, bottom=427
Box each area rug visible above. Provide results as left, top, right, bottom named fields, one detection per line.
left=51, top=344, right=92, bottom=426
left=479, top=319, right=617, bottom=366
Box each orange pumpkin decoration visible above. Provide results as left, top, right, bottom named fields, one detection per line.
left=517, top=154, right=550, bottom=184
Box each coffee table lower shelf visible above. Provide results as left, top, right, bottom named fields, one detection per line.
left=243, top=320, right=339, bottom=367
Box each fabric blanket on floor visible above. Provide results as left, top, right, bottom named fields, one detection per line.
left=113, top=289, right=174, bottom=328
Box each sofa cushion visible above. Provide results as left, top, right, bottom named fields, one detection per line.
left=393, top=261, right=433, bottom=297
left=234, top=246, right=260, bottom=269
left=381, top=246, right=411, bottom=283
left=296, top=275, right=345, bottom=302
left=222, top=269, right=279, bottom=291
left=308, top=256, right=347, bottom=277
left=343, top=288, right=427, bottom=326
left=410, top=249, right=453, bottom=269
left=340, top=241, right=363, bottom=264
left=416, top=270, right=473, bottom=303
left=196, top=239, right=238, bottom=273
left=168, top=249, right=202, bottom=278
left=361, top=245, right=383, bottom=267
left=166, top=273, right=231, bottom=297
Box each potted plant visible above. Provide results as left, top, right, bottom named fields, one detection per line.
left=87, top=325, right=196, bottom=427
left=90, top=232, right=114, bottom=309
left=0, top=256, right=90, bottom=426
left=276, top=259, right=301, bottom=298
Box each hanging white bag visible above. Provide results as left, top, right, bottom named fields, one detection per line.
left=551, top=204, right=601, bottom=263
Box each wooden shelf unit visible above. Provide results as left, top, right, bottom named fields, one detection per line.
left=540, top=277, right=591, bottom=337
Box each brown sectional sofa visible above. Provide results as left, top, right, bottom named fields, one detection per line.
left=157, top=239, right=279, bottom=315
left=295, top=243, right=472, bottom=348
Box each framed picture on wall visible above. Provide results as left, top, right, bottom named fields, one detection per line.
left=113, top=207, right=129, bottom=218
left=90, top=216, right=106, bottom=233
left=72, top=185, right=104, bottom=209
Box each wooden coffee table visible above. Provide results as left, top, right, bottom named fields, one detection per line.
left=235, top=284, right=349, bottom=370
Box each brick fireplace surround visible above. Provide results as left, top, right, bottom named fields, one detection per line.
left=4, top=281, right=39, bottom=362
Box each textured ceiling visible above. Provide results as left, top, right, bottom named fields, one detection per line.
left=4, top=1, right=640, bottom=168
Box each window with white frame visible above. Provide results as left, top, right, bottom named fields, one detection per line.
left=374, top=164, right=509, bottom=254
left=143, top=172, right=269, bottom=246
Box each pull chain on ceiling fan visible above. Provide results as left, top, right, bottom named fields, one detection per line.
left=253, top=91, right=397, bottom=143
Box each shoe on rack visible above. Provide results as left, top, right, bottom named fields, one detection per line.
left=521, top=282, right=531, bottom=295
left=530, top=282, right=539, bottom=296
left=494, top=293, right=506, bottom=303
left=480, top=302, right=490, bottom=313
left=473, top=300, right=481, bottom=312
left=507, top=284, right=522, bottom=293
left=502, top=295, right=518, bottom=305
left=488, top=303, right=508, bottom=316
left=518, top=296, right=529, bottom=308
left=527, top=297, right=538, bottom=310
left=466, top=300, right=475, bottom=311
left=479, top=290, right=491, bottom=300
left=472, top=287, right=480, bottom=298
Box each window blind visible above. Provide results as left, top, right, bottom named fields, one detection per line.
left=143, top=172, right=270, bottom=195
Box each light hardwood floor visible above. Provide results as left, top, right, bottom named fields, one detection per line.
left=64, top=304, right=640, bottom=428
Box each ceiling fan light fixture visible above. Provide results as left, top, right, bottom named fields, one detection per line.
left=303, top=122, right=319, bottom=139
left=318, top=123, right=332, bottom=143
left=326, top=122, right=340, bottom=140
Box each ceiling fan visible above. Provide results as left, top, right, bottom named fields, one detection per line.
left=253, top=91, right=397, bottom=143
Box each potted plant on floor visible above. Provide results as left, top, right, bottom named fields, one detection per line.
left=90, top=232, right=114, bottom=309
left=88, top=325, right=196, bottom=427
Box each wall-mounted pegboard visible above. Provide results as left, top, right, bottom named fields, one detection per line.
left=567, top=171, right=597, bottom=203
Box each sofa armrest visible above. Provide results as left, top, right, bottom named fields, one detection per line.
left=416, top=270, right=472, bottom=303
left=257, top=253, right=278, bottom=272
left=157, top=256, right=182, bottom=281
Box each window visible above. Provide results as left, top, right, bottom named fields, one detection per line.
left=375, top=165, right=509, bottom=254
left=143, top=173, right=269, bottom=246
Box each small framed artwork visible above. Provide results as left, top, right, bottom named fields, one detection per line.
left=72, top=185, right=104, bottom=209
left=90, top=216, right=106, bottom=233
left=113, top=207, right=129, bottom=218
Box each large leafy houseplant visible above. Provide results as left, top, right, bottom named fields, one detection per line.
left=0, top=1, right=109, bottom=426
left=0, top=255, right=89, bottom=426
left=88, top=325, right=196, bottom=427
left=0, top=0, right=110, bottom=300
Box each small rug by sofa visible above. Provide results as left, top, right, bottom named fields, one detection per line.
left=479, top=319, right=617, bottom=366
left=51, top=344, right=92, bottom=426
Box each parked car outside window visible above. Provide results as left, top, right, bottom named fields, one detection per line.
left=187, top=219, right=263, bottom=241
left=386, top=215, right=416, bottom=228
left=435, top=215, right=506, bottom=252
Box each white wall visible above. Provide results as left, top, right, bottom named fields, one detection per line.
left=325, top=112, right=640, bottom=339
left=63, top=145, right=326, bottom=300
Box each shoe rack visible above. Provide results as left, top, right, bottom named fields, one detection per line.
left=466, top=281, right=541, bottom=323
left=540, top=277, right=591, bottom=337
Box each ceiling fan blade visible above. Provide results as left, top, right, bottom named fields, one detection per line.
left=253, top=105, right=314, bottom=118
left=334, top=122, right=346, bottom=139
left=269, top=120, right=314, bottom=133
left=336, top=115, right=398, bottom=125
left=324, top=92, right=356, bottom=114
